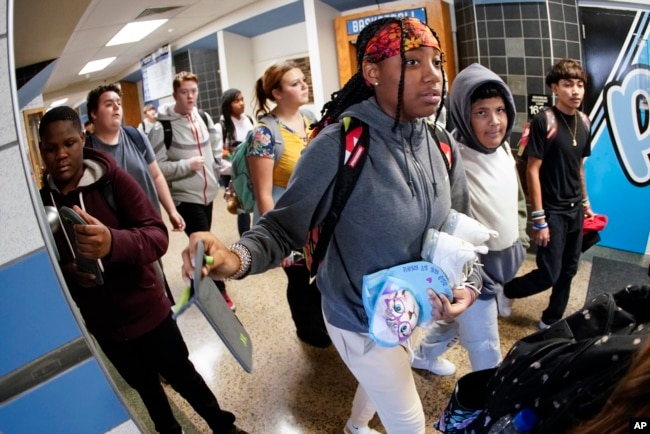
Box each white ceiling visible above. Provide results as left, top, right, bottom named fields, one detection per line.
left=12, top=0, right=390, bottom=108
left=13, top=0, right=261, bottom=108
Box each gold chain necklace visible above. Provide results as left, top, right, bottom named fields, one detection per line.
left=559, top=111, right=578, bottom=146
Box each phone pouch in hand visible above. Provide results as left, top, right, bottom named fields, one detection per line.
left=441, top=209, right=499, bottom=247
left=421, top=229, right=487, bottom=288
left=362, top=261, right=453, bottom=347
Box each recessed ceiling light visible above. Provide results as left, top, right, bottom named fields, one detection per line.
left=106, top=19, right=168, bottom=46
left=78, top=57, right=117, bottom=75
left=49, top=97, right=69, bottom=107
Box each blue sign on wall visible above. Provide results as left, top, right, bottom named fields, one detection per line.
left=346, top=8, right=427, bottom=36
left=585, top=10, right=650, bottom=254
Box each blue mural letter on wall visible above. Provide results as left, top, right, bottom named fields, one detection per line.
left=605, top=66, right=650, bottom=186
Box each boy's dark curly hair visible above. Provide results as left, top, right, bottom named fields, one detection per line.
left=86, top=83, right=122, bottom=118
left=312, top=17, right=446, bottom=136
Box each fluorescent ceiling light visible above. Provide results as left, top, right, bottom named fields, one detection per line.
left=78, top=57, right=116, bottom=75
left=49, top=97, right=69, bottom=107
left=106, top=19, right=168, bottom=46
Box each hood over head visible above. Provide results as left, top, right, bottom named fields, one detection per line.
left=449, top=63, right=515, bottom=154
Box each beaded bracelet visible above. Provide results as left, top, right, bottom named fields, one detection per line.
left=582, top=199, right=591, bottom=209
left=226, top=243, right=251, bottom=280
left=533, top=222, right=549, bottom=230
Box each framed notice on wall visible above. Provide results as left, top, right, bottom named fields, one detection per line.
left=141, top=44, right=173, bottom=102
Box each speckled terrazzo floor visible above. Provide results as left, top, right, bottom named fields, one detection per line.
left=104, top=193, right=649, bottom=434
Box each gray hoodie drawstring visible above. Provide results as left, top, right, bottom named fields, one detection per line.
left=399, top=126, right=416, bottom=197
left=423, top=121, right=438, bottom=198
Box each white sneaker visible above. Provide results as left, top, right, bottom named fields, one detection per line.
left=495, top=288, right=513, bottom=318
left=343, top=419, right=381, bottom=434
left=411, top=355, right=456, bottom=376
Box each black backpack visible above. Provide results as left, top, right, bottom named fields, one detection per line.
left=436, top=285, right=650, bottom=434
left=159, top=110, right=210, bottom=149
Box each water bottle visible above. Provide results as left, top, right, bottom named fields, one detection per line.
left=487, top=408, right=537, bottom=433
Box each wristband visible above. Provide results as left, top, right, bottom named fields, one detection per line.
left=531, top=209, right=545, bottom=218
left=465, top=287, right=476, bottom=304
left=226, top=243, right=251, bottom=280
left=465, top=286, right=480, bottom=304
left=533, top=222, right=549, bottom=230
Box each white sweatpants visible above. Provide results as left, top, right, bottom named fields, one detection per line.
left=324, top=319, right=426, bottom=434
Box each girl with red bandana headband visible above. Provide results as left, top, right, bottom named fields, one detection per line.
left=182, top=17, right=478, bottom=433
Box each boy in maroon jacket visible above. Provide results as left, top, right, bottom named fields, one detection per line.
left=39, top=106, right=244, bottom=434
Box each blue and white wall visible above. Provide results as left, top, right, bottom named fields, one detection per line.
left=0, top=1, right=140, bottom=432
left=584, top=9, right=650, bottom=254
left=2, top=0, right=649, bottom=431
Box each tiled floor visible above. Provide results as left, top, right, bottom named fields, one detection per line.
left=109, top=198, right=649, bottom=434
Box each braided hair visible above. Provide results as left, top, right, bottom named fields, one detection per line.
left=312, top=17, right=446, bottom=136
left=220, top=88, right=242, bottom=145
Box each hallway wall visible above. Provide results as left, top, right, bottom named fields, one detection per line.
left=0, top=1, right=139, bottom=431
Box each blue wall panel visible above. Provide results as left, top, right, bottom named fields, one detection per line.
left=0, top=250, right=82, bottom=376
left=0, top=359, right=129, bottom=433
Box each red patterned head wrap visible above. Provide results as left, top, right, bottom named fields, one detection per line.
left=363, top=17, right=440, bottom=63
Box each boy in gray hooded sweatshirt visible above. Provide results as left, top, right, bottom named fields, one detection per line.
left=412, top=63, right=529, bottom=375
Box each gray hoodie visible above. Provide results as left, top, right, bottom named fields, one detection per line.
left=239, top=98, right=470, bottom=333
left=149, top=104, right=222, bottom=205
left=449, top=63, right=527, bottom=297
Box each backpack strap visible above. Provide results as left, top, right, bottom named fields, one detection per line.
left=516, top=106, right=557, bottom=157
left=199, top=110, right=210, bottom=128
left=541, top=106, right=558, bottom=140
left=84, top=126, right=148, bottom=159
left=426, top=119, right=453, bottom=173
left=159, top=120, right=173, bottom=150
left=578, top=110, right=591, bottom=134
left=299, top=108, right=318, bottom=128
left=160, top=112, right=208, bottom=150
left=122, top=126, right=149, bottom=157
left=307, top=116, right=370, bottom=278
left=257, top=114, right=285, bottom=165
